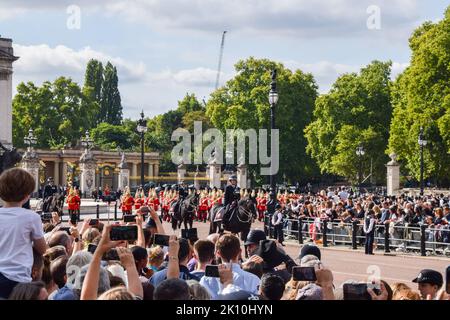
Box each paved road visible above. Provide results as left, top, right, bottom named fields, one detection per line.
left=65, top=210, right=450, bottom=288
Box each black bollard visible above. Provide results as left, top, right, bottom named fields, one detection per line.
left=114, top=201, right=118, bottom=221
left=264, top=213, right=269, bottom=237
left=298, top=217, right=303, bottom=244
left=420, top=224, right=426, bottom=257
left=323, top=220, right=328, bottom=247
left=352, top=220, right=358, bottom=250
left=384, top=222, right=390, bottom=253
left=96, top=204, right=100, bottom=219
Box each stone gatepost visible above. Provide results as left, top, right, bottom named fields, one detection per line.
left=118, top=152, right=129, bottom=191
left=386, top=153, right=400, bottom=196
left=0, top=37, right=18, bottom=148
left=177, top=161, right=186, bottom=184
left=194, top=166, right=200, bottom=190
left=80, top=150, right=96, bottom=197
left=21, top=148, right=40, bottom=195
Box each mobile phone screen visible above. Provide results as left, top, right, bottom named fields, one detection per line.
left=205, top=265, right=220, bottom=278
left=110, top=225, right=138, bottom=241
left=60, top=227, right=71, bottom=235
left=343, top=283, right=372, bottom=300
left=153, top=234, right=170, bottom=247
left=88, top=244, right=97, bottom=254
left=123, top=215, right=137, bottom=223
left=292, top=267, right=317, bottom=282
left=446, top=266, right=450, bottom=294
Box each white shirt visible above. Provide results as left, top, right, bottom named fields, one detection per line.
left=272, top=211, right=283, bottom=225
left=0, top=207, right=44, bottom=282
left=199, top=263, right=260, bottom=300
left=338, top=191, right=349, bottom=201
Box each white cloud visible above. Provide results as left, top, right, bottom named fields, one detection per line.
left=13, top=44, right=147, bottom=83
left=0, top=0, right=422, bottom=38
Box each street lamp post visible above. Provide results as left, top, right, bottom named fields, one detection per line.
left=268, top=69, right=279, bottom=192
left=356, top=144, right=365, bottom=193
left=418, top=127, right=427, bottom=196
left=24, top=128, right=37, bottom=151
left=136, top=110, right=147, bottom=189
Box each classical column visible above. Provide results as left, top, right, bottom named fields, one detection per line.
left=131, top=162, right=137, bottom=186
left=0, top=37, right=18, bottom=148
left=154, top=164, right=159, bottom=178
left=148, top=162, right=154, bottom=180
left=79, top=150, right=96, bottom=197
left=61, top=162, right=68, bottom=186
left=53, top=161, right=60, bottom=186
left=118, top=152, right=130, bottom=191
left=386, top=153, right=400, bottom=196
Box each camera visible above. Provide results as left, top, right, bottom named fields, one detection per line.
left=343, top=283, right=380, bottom=300
left=153, top=234, right=170, bottom=247
left=109, top=225, right=138, bottom=241
left=204, top=265, right=220, bottom=278
left=292, top=267, right=317, bottom=282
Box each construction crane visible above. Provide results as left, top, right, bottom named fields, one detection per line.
left=215, top=31, right=227, bottom=90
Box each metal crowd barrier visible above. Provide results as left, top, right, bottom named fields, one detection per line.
left=264, top=215, right=450, bottom=257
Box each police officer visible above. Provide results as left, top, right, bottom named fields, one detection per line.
left=224, top=175, right=238, bottom=207
left=43, top=177, right=58, bottom=200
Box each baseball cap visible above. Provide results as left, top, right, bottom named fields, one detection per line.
left=412, top=269, right=443, bottom=287
left=244, top=229, right=267, bottom=246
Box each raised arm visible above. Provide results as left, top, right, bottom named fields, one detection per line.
left=166, top=235, right=180, bottom=279
left=149, top=206, right=165, bottom=235
left=116, top=247, right=143, bottom=299
left=80, top=225, right=123, bottom=300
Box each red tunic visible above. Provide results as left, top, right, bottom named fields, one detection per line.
left=134, top=198, right=144, bottom=210
left=199, top=198, right=209, bottom=211
left=67, top=195, right=80, bottom=211
left=121, top=196, right=134, bottom=212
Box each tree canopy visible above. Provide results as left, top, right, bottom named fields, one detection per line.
left=388, top=8, right=450, bottom=185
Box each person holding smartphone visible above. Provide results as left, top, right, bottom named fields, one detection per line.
left=363, top=209, right=376, bottom=255
left=272, top=204, right=285, bottom=246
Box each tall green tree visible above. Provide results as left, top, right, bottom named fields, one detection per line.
left=13, top=77, right=97, bottom=148
left=206, top=57, right=319, bottom=184
left=305, top=61, right=393, bottom=184
left=101, top=62, right=123, bottom=125
left=90, top=122, right=136, bottom=151
left=83, top=59, right=103, bottom=125
left=388, top=7, right=450, bottom=185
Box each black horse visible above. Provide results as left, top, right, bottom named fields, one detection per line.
left=0, top=142, right=22, bottom=174
left=39, top=193, right=65, bottom=216
left=209, top=197, right=256, bottom=241
left=170, top=192, right=199, bottom=231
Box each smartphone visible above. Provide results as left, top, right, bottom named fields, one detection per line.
left=343, top=283, right=374, bottom=300
left=103, top=248, right=120, bottom=261
left=140, top=206, right=149, bottom=218
left=204, top=265, right=220, bottom=278
left=153, top=234, right=170, bottom=247
left=41, top=213, right=52, bottom=221
left=89, top=219, right=99, bottom=226
left=109, top=225, right=138, bottom=241
left=59, top=227, right=71, bottom=235
left=123, top=215, right=137, bottom=223
left=292, top=267, right=317, bottom=282
left=87, top=243, right=97, bottom=254
left=446, top=266, right=450, bottom=294
left=181, top=228, right=198, bottom=240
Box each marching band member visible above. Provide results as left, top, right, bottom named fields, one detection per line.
left=121, top=187, right=134, bottom=215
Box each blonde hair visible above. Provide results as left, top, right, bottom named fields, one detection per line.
left=98, top=287, right=134, bottom=300
left=148, top=246, right=165, bottom=265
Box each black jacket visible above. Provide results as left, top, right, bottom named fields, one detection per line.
left=224, top=184, right=236, bottom=207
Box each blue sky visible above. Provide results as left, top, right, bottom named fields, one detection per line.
left=0, top=0, right=448, bottom=119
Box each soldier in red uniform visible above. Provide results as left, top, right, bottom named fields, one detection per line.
left=67, top=188, right=81, bottom=223
left=134, top=188, right=145, bottom=210
left=121, top=188, right=134, bottom=215
left=257, top=190, right=267, bottom=221
left=198, top=190, right=209, bottom=223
